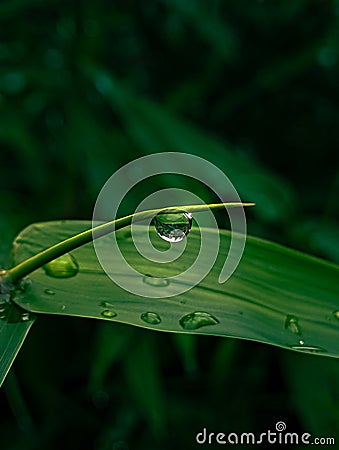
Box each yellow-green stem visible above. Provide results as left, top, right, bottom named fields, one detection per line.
left=5, top=202, right=254, bottom=283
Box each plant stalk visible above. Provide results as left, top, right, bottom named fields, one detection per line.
left=5, top=202, right=254, bottom=283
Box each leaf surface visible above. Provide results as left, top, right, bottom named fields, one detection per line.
left=11, top=221, right=339, bottom=357
left=0, top=300, right=35, bottom=387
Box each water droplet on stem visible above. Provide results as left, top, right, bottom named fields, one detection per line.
left=153, top=210, right=192, bottom=243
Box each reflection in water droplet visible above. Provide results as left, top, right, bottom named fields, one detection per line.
left=179, top=311, right=219, bottom=330
left=284, top=314, right=302, bottom=336
left=141, top=312, right=161, bottom=325
left=289, top=344, right=325, bottom=353
left=333, top=310, right=339, bottom=321
left=21, top=312, right=30, bottom=322
left=142, top=274, right=169, bottom=287
left=299, top=340, right=305, bottom=345
left=153, top=210, right=192, bottom=243
left=101, top=309, right=117, bottom=319
left=44, top=288, right=56, bottom=295
left=43, top=253, right=79, bottom=278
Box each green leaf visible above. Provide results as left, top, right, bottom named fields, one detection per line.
left=11, top=221, right=339, bottom=358
left=0, top=300, right=35, bottom=387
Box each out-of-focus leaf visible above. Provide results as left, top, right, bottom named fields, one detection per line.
left=283, top=351, right=339, bottom=435
left=86, top=66, right=295, bottom=223
left=166, top=0, right=236, bottom=60
left=11, top=221, right=339, bottom=358
left=88, top=323, right=134, bottom=392
left=172, top=334, right=198, bottom=375
left=293, top=219, right=339, bottom=263
left=124, top=334, right=166, bottom=436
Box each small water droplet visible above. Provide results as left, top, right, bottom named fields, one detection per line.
left=43, top=253, right=79, bottom=278
left=289, top=344, right=325, bottom=353
left=142, top=274, right=169, bottom=287
left=299, top=340, right=305, bottom=345
left=101, top=309, right=117, bottom=319
left=61, top=305, right=66, bottom=311
left=179, top=311, right=219, bottom=330
left=44, top=288, right=56, bottom=295
left=17, top=278, right=32, bottom=292
left=333, top=310, right=339, bottom=321
left=153, top=210, right=192, bottom=243
left=284, top=314, right=302, bottom=336
left=100, top=301, right=115, bottom=308
left=0, top=302, right=9, bottom=320
left=141, top=312, right=161, bottom=325
left=21, top=312, right=30, bottom=322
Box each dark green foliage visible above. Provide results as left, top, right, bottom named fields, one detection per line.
left=0, top=1, right=338, bottom=449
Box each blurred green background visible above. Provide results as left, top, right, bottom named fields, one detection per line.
left=0, top=0, right=339, bottom=449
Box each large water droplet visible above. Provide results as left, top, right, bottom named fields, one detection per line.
left=101, top=309, right=117, bottom=319
left=141, top=312, right=161, bottom=325
left=142, top=274, right=169, bottom=287
left=179, top=311, right=219, bottom=330
left=43, top=253, right=79, bottom=278
left=153, top=210, right=192, bottom=243
left=284, top=314, right=302, bottom=336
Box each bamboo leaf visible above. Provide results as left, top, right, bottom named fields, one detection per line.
left=0, top=299, right=35, bottom=387
left=11, top=220, right=339, bottom=358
